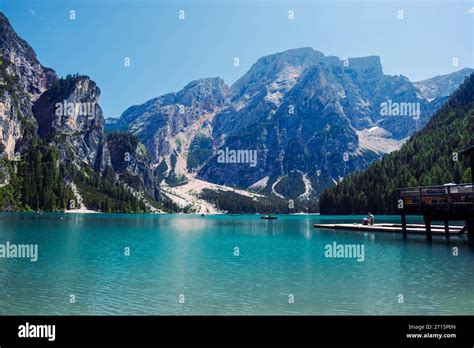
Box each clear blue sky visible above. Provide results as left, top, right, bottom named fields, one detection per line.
left=2, top=0, right=473, bottom=117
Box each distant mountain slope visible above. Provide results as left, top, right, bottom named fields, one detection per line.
left=111, top=77, right=229, bottom=186
left=319, top=74, right=474, bottom=214
left=414, top=68, right=474, bottom=100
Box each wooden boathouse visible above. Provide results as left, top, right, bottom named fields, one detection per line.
left=397, top=146, right=474, bottom=245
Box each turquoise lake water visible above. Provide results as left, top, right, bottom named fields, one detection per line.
left=0, top=213, right=473, bottom=315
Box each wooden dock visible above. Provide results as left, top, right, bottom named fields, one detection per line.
left=395, top=146, right=474, bottom=244
left=313, top=223, right=464, bottom=236
left=315, top=146, right=473, bottom=243
left=398, top=182, right=473, bottom=242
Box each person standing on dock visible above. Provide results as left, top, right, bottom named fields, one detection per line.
left=368, top=212, right=375, bottom=225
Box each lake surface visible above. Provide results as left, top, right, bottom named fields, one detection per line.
left=0, top=213, right=473, bottom=315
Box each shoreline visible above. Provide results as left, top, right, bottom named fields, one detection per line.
left=64, top=208, right=99, bottom=214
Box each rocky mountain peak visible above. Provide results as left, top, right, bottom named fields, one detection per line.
left=254, top=47, right=324, bottom=67
left=345, top=55, right=383, bottom=73
left=230, top=48, right=325, bottom=102
left=0, top=11, right=57, bottom=99
left=176, top=77, right=229, bottom=111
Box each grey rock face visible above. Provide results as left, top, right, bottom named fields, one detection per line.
left=33, top=76, right=111, bottom=173
left=117, top=77, right=229, bottom=159
left=115, top=77, right=229, bottom=182
left=0, top=12, right=58, bottom=158
left=107, top=132, right=161, bottom=201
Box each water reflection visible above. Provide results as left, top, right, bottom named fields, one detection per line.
left=0, top=213, right=473, bottom=315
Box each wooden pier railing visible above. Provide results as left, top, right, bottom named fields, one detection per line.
left=396, top=147, right=474, bottom=244
left=398, top=184, right=474, bottom=213
left=397, top=183, right=474, bottom=244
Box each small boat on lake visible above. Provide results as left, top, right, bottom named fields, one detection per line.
left=261, top=215, right=277, bottom=220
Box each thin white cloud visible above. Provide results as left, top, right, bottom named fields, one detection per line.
left=467, top=7, right=474, bottom=13
left=29, top=8, right=46, bottom=22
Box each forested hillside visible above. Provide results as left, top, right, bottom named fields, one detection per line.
left=0, top=141, right=75, bottom=211
left=319, top=74, right=474, bottom=214
left=200, top=189, right=318, bottom=214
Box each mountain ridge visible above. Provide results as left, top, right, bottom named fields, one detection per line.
left=112, top=46, right=472, bottom=205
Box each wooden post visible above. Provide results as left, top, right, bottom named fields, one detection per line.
left=444, top=220, right=450, bottom=239
left=425, top=218, right=432, bottom=242
left=401, top=213, right=407, bottom=240
left=446, top=186, right=451, bottom=212
left=470, top=155, right=474, bottom=184
left=467, top=219, right=474, bottom=247
left=418, top=188, right=422, bottom=210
